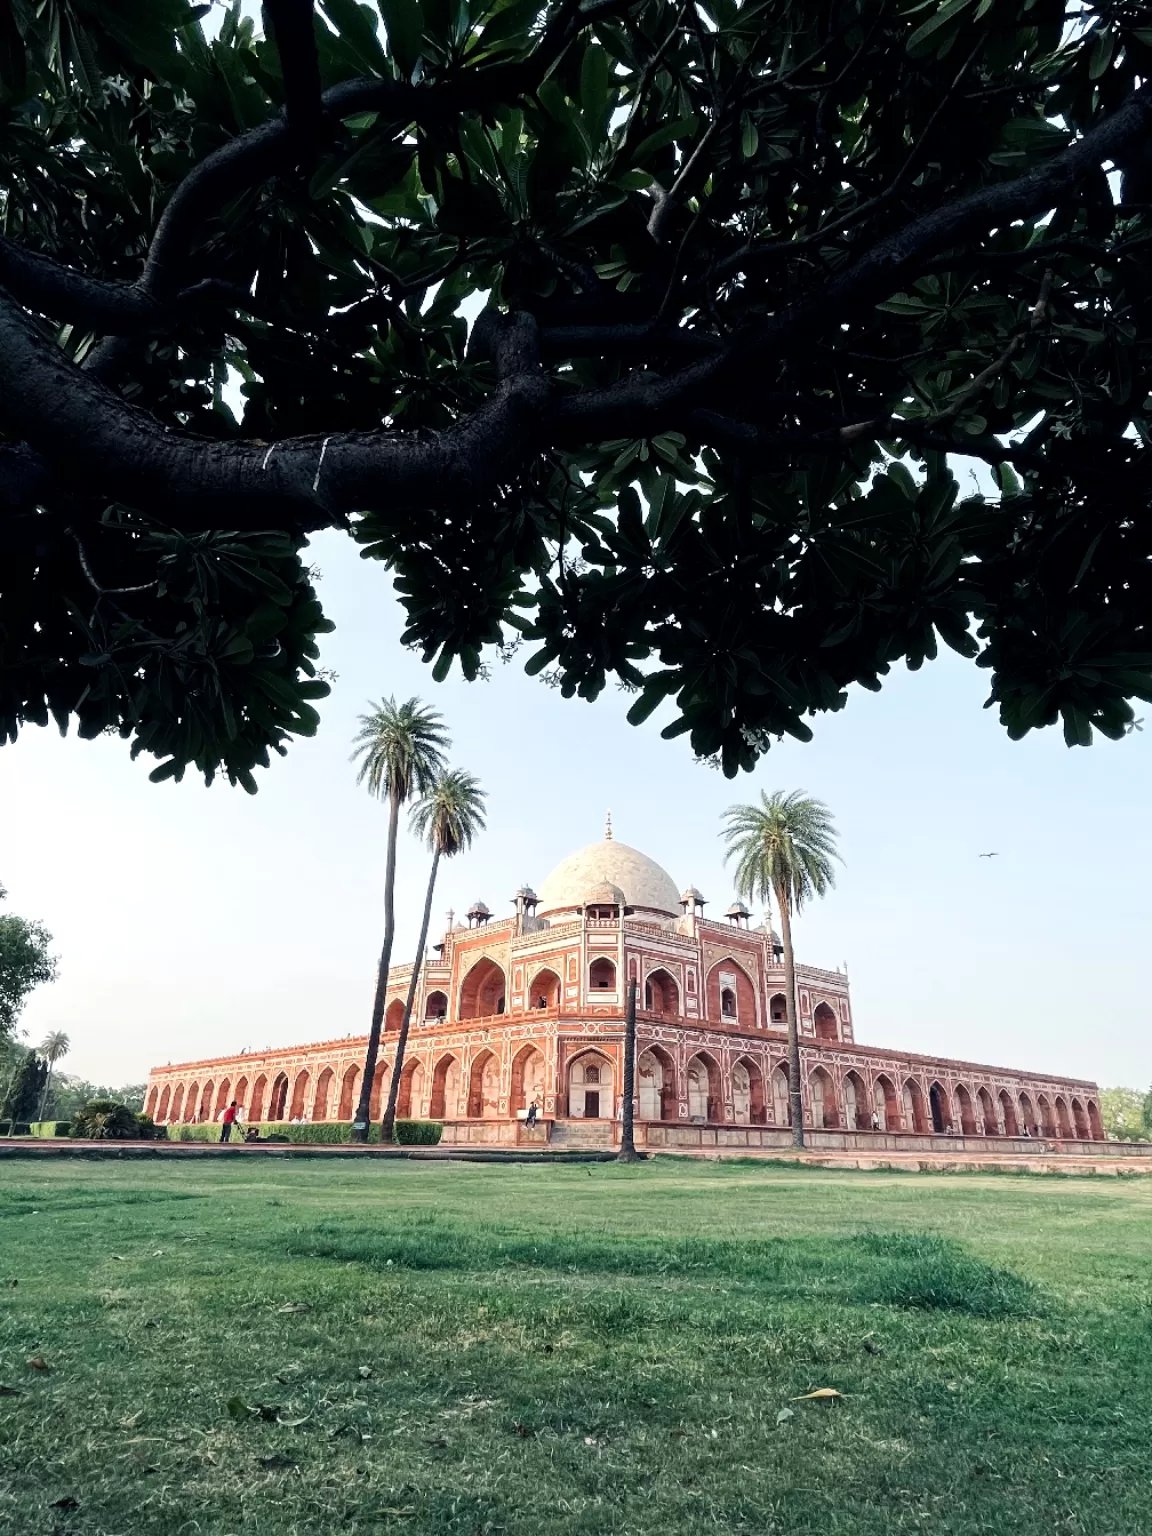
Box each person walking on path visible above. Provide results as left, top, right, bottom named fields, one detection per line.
left=220, top=1101, right=239, bottom=1143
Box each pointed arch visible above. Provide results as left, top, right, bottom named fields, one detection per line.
left=732, top=1055, right=766, bottom=1124
left=1054, top=1095, right=1073, bottom=1137
left=184, top=1081, right=199, bottom=1122
left=809, top=1065, right=839, bottom=1129
left=268, top=1072, right=289, bottom=1122
left=998, top=1089, right=1019, bottom=1137
left=198, top=1081, right=215, bottom=1121
left=145, top=1085, right=159, bottom=1118
left=249, top=1075, right=268, bottom=1121
left=927, top=1080, right=949, bottom=1133
left=338, top=1065, right=360, bottom=1120
left=637, top=1044, right=676, bottom=1120
left=705, top=957, right=757, bottom=1025
left=568, top=1050, right=613, bottom=1118
left=527, top=968, right=561, bottom=1010
left=643, top=967, right=680, bottom=1016
left=289, top=1070, right=311, bottom=1120
left=312, top=1069, right=333, bottom=1122
left=1037, top=1093, right=1056, bottom=1136
left=214, top=1080, right=232, bottom=1119
left=385, top=998, right=405, bottom=1034
left=424, top=989, right=448, bottom=1020
left=902, top=1078, right=928, bottom=1134
left=872, top=1073, right=898, bottom=1131
left=1018, top=1091, right=1037, bottom=1136
left=233, top=1076, right=249, bottom=1116
left=976, top=1085, right=997, bottom=1134
left=369, top=1061, right=387, bottom=1119
left=157, top=1085, right=171, bottom=1122
left=813, top=1001, right=839, bottom=1042
left=168, top=1084, right=184, bottom=1124
left=588, top=956, right=617, bottom=991
left=769, top=992, right=788, bottom=1025
left=431, top=1054, right=461, bottom=1119
left=954, top=1083, right=977, bottom=1136
left=771, top=1064, right=791, bottom=1126
left=843, top=1069, right=868, bottom=1129
left=468, top=1049, right=501, bottom=1118
left=1086, top=1098, right=1103, bottom=1140
left=510, top=1045, right=545, bottom=1113
left=459, top=957, right=506, bottom=1019
left=396, top=1057, right=425, bottom=1119
left=686, top=1051, right=722, bottom=1121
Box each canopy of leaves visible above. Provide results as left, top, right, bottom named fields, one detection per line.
left=0, top=882, right=58, bottom=1042
left=1097, top=1085, right=1148, bottom=1141
left=1, top=0, right=1150, bottom=780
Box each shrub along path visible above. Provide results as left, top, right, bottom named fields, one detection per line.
left=1, top=1159, right=1150, bottom=1534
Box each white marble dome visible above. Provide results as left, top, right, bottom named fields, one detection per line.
left=537, top=838, right=680, bottom=918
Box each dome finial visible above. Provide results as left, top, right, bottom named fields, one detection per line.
left=605, top=808, right=613, bottom=841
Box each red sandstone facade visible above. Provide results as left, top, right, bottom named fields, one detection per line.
left=146, top=831, right=1104, bottom=1152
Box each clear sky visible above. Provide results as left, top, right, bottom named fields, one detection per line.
left=2, top=526, right=1149, bottom=1091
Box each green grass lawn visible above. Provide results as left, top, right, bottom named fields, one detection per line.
left=2, top=1159, right=1152, bottom=1535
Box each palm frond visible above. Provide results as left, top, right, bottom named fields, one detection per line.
left=410, top=769, right=487, bottom=858
left=722, top=789, right=841, bottom=915
left=350, top=696, right=449, bottom=805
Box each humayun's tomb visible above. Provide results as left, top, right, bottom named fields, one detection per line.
left=146, top=822, right=1107, bottom=1153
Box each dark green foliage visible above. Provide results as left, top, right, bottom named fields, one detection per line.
left=0, top=1119, right=31, bottom=1136
left=394, top=1118, right=443, bottom=1144
left=1, top=1049, right=46, bottom=1125
left=1, top=0, right=1151, bottom=779
left=71, top=1098, right=145, bottom=1139
left=0, top=883, right=57, bottom=1042
left=49, top=1077, right=146, bottom=1120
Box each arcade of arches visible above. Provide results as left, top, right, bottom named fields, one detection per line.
left=144, top=829, right=1103, bottom=1150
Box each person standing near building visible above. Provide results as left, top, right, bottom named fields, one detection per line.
left=220, top=1101, right=239, bottom=1143
left=526, top=1099, right=539, bottom=1128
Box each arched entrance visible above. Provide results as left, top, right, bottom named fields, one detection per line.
left=732, top=1056, right=766, bottom=1124
left=289, top=1070, right=310, bottom=1120
left=769, top=993, right=788, bottom=1024
left=183, top=1082, right=199, bottom=1122
left=1018, top=1091, right=1037, bottom=1136
left=369, top=1062, right=387, bottom=1120
left=424, top=990, right=448, bottom=1020
left=977, top=1086, right=997, bottom=1134
left=213, top=1080, right=232, bottom=1119
left=430, top=1055, right=460, bottom=1119
left=145, top=1085, right=159, bottom=1118
left=510, top=1046, right=545, bottom=1113
left=686, top=1052, right=722, bottom=1122
left=772, top=1065, right=791, bottom=1125
left=588, top=957, right=616, bottom=991
left=385, top=999, right=404, bottom=1033
left=813, top=1002, right=839, bottom=1041
left=706, top=959, right=756, bottom=1024
left=467, top=1050, right=501, bottom=1118
left=998, top=1090, right=1019, bottom=1137
left=157, top=1085, right=171, bottom=1122
left=527, top=969, right=561, bottom=1010
left=873, top=1074, right=898, bottom=1131
left=644, top=968, right=679, bottom=1015
left=397, top=1058, right=425, bottom=1119
left=954, top=1084, right=977, bottom=1136
left=637, top=1046, right=675, bottom=1120
left=929, top=1081, right=949, bottom=1133
left=1087, top=1099, right=1104, bottom=1139
left=169, top=1085, right=184, bottom=1124
left=1037, top=1094, right=1056, bottom=1136
left=337, top=1065, right=359, bottom=1120
left=843, top=1070, right=868, bottom=1130
left=459, top=959, right=506, bottom=1019
left=233, top=1077, right=249, bottom=1116
left=1055, top=1096, right=1073, bottom=1137
left=809, top=1066, right=839, bottom=1129
left=198, top=1081, right=215, bottom=1121
left=568, top=1051, right=613, bottom=1118
left=313, top=1068, right=333, bottom=1121
left=249, top=1075, right=267, bottom=1121
left=268, top=1073, right=289, bottom=1122
left=902, top=1079, right=928, bottom=1133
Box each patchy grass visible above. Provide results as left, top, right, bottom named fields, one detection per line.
left=1, top=1159, right=1151, bottom=1534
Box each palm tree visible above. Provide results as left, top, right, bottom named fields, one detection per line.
left=350, top=698, right=448, bottom=1143
left=37, top=1030, right=69, bottom=1122
left=380, top=769, right=486, bottom=1140
left=722, top=791, right=840, bottom=1149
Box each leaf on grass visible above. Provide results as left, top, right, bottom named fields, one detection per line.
left=357, top=1365, right=373, bottom=1379
left=792, top=1388, right=845, bottom=1400
left=120, top=1410, right=145, bottom=1428
left=258, top=1452, right=298, bottom=1469
left=49, top=1496, right=80, bottom=1511
left=374, top=1509, right=416, bottom=1518
left=775, top=1407, right=794, bottom=1425
left=277, top=1302, right=311, bottom=1313
left=110, top=1254, right=127, bottom=1262
left=26, top=1357, right=49, bottom=1372
left=277, top=1414, right=311, bottom=1428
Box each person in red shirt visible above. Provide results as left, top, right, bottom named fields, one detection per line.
left=220, top=1101, right=240, bottom=1143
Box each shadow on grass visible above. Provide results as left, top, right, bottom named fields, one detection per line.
left=283, top=1220, right=1039, bottom=1319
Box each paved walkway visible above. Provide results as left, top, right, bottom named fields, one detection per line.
left=2, top=1138, right=1150, bottom=1174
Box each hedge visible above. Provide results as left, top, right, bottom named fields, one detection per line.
left=165, top=1120, right=442, bottom=1145
left=29, top=1121, right=72, bottom=1138
left=0, top=1121, right=31, bottom=1137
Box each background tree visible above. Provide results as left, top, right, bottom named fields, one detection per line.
left=36, top=1030, right=70, bottom=1122
left=0, top=883, right=58, bottom=1045
left=1098, top=1086, right=1146, bottom=1142
left=350, top=696, right=448, bottom=1141
left=49, top=1077, right=146, bottom=1120
left=381, top=767, right=486, bottom=1139
left=723, top=791, right=839, bottom=1148
left=2, top=1050, right=46, bottom=1132
left=1, top=1, right=1151, bottom=786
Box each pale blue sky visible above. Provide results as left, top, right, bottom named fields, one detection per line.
left=2, top=527, right=1149, bottom=1090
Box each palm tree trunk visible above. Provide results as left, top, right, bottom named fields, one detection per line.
left=617, top=976, right=641, bottom=1161
left=352, top=784, right=401, bottom=1144
left=380, top=845, right=441, bottom=1141
left=37, top=1059, right=55, bottom=1124
left=776, top=887, right=805, bottom=1149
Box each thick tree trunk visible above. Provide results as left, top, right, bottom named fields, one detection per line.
left=777, top=889, right=804, bottom=1149
left=380, top=846, right=441, bottom=1142
left=618, top=976, right=641, bottom=1162
left=351, top=785, right=401, bottom=1143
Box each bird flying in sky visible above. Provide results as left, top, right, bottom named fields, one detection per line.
left=979, top=852, right=999, bottom=858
